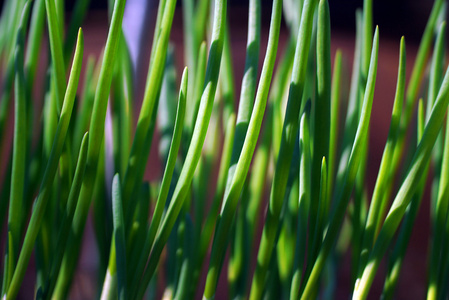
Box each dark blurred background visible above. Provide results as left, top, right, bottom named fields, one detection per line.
left=0, top=0, right=435, bottom=44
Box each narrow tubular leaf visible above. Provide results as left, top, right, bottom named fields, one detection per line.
left=148, top=67, right=186, bottom=245
left=122, top=0, right=177, bottom=216
left=358, top=36, right=406, bottom=273
left=114, top=175, right=126, bottom=300
left=53, top=0, right=127, bottom=295
left=336, top=10, right=362, bottom=192
left=223, top=0, right=261, bottom=197
left=426, top=22, right=446, bottom=121
left=428, top=73, right=449, bottom=300
left=249, top=0, right=317, bottom=298
left=291, top=104, right=312, bottom=299
left=270, top=39, right=295, bottom=160
left=432, top=113, right=449, bottom=299
left=194, top=112, right=236, bottom=288
left=301, top=27, right=379, bottom=300
left=5, top=2, right=30, bottom=292
left=203, top=0, right=282, bottom=297
left=354, top=51, right=449, bottom=300
left=381, top=99, right=428, bottom=300
left=188, top=41, right=207, bottom=132
left=427, top=23, right=448, bottom=300
left=361, top=0, right=373, bottom=78
left=311, top=157, right=328, bottom=260
left=310, top=0, right=331, bottom=260
left=128, top=68, right=187, bottom=294
left=133, top=0, right=227, bottom=297
left=43, top=132, right=89, bottom=300
left=45, top=0, right=66, bottom=113
left=427, top=22, right=446, bottom=231
left=392, top=0, right=444, bottom=172
left=63, top=0, right=91, bottom=63
left=328, top=50, right=342, bottom=203
left=6, top=28, right=84, bottom=300
left=25, top=0, right=45, bottom=90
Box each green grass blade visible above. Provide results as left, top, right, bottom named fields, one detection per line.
left=133, top=0, right=227, bottom=297
left=203, top=0, right=282, bottom=297
left=63, top=0, right=91, bottom=63
left=128, top=68, right=187, bottom=295
left=427, top=21, right=446, bottom=233
left=52, top=0, right=127, bottom=295
left=149, top=67, right=187, bottom=245
left=187, top=41, right=207, bottom=133
left=311, top=0, right=331, bottom=231
left=4, top=2, right=30, bottom=293
left=336, top=10, right=362, bottom=191
left=192, top=112, right=235, bottom=289
left=270, top=40, right=295, bottom=160
left=45, top=0, right=67, bottom=113
left=2, top=0, right=26, bottom=63
left=24, top=0, right=45, bottom=91
left=42, top=132, right=89, bottom=300
left=428, top=28, right=449, bottom=300
left=100, top=174, right=126, bottom=300
left=182, top=0, right=196, bottom=82
left=381, top=99, right=428, bottom=300
left=426, top=23, right=446, bottom=122
left=328, top=50, right=342, bottom=204
left=248, top=0, right=317, bottom=298
left=73, top=56, right=97, bottom=151
left=291, top=103, right=312, bottom=299
left=361, top=0, right=372, bottom=78
left=358, top=36, right=406, bottom=273
left=392, top=0, right=444, bottom=173
left=194, top=0, right=209, bottom=46
left=310, top=157, right=328, bottom=260
left=122, top=0, right=177, bottom=218
left=6, top=28, right=84, bottom=300
left=301, top=27, right=379, bottom=299
left=220, top=25, right=236, bottom=122
left=353, top=52, right=449, bottom=300
left=223, top=0, right=260, bottom=216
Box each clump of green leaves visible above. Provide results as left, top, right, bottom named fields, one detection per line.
left=0, top=0, right=447, bottom=299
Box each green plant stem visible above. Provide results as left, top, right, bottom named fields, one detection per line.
left=391, top=0, right=443, bottom=179
left=301, top=27, right=379, bottom=300
left=25, top=0, right=45, bottom=92
left=100, top=175, right=126, bottom=300
left=128, top=68, right=187, bottom=296
left=45, top=0, right=66, bottom=113
left=122, top=0, right=177, bottom=222
left=4, top=3, right=30, bottom=292
left=63, top=0, right=91, bottom=63
left=353, top=55, right=449, bottom=300
left=192, top=113, right=235, bottom=291
left=133, top=0, right=227, bottom=297
left=358, top=36, right=406, bottom=275
left=203, top=0, right=282, bottom=297
left=427, top=34, right=449, bottom=300
left=290, top=104, right=311, bottom=299
left=52, top=0, right=127, bottom=296
left=328, top=50, right=342, bottom=203
left=248, top=1, right=317, bottom=299
left=382, top=99, right=428, bottom=300
left=6, top=28, right=84, bottom=300
left=42, top=133, right=89, bottom=300
left=310, top=0, right=331, bottom=240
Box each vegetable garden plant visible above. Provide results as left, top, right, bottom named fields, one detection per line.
left=0, top=0, right=448, bottom=298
